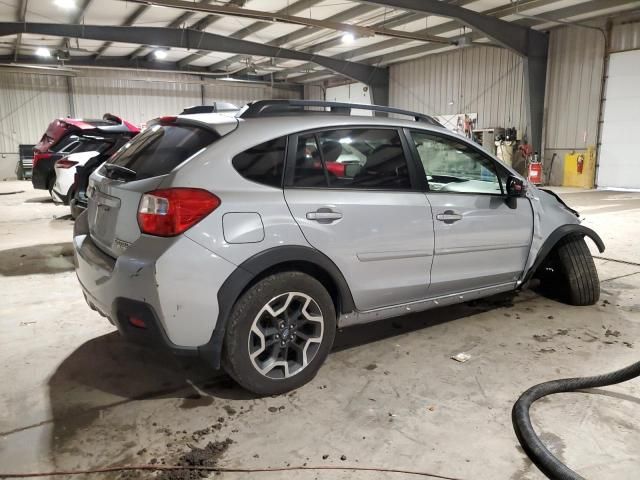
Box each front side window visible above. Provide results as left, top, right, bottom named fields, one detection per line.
left=232, top=136, right=287, bottom=188
left=289, top=128, right=411, bottom=190
left=411, top=131, right=504, bottom=195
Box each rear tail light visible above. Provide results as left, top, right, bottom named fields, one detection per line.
left=55, top=159, right=79, bottom=169
left=32, top=152, right=52, bottom=169
left=137, top=188, right=220, bottom=237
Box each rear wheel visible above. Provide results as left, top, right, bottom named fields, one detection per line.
left=222, top=272, right=336, bottom=395
left=539, top=235, right=600, bottom=306
left=65, top=185, right=75, bottom=206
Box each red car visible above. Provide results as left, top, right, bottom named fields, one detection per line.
left=32, top=114, right=139, bottom=192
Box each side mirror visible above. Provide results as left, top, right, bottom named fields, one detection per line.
left=506, top=175, right=526, bottom=197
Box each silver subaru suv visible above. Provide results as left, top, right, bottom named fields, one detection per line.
left=73, top=100, right=604, bottom=395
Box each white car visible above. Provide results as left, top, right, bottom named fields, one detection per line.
left=51, top=151, right=100, bottom=205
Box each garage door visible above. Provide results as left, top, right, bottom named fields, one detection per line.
left=598, top=50, right=640, bottom=189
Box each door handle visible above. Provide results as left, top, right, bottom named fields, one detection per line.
left=436, top=210, right=463, bottom=224
left=306, top=208, right=343, bottom=223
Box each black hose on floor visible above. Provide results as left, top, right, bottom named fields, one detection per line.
left=512, top=360, right=640, bottom=479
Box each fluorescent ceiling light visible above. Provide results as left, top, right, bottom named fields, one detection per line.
left=35, top=47, right=51, bottom=57
left=342, top=33, right=355, bottom=44
left=154, top=50, right=168, bottom=60
left=54, top=0, right=76, bottom=9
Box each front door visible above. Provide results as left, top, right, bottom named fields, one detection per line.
left=408, top=130, right=533, bottom=296
left=284, top=127, right=434, bottom=311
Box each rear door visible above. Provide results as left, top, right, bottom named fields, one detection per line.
left=407, top=130, right=533, bottom=296
left=283, top=127, right=434, bottom=311
left=87, top=121, right=220, bottom=257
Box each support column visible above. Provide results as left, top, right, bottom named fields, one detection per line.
left=523, top=30, right=549, bottom=155
left=66, top=76, right=76, bottom=117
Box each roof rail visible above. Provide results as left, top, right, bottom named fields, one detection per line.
left=238, top=100, right=443, bottom=127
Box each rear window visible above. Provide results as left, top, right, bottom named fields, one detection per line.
left=232, top=137, right=287, bottom=188
left=103, top=124, right=218, bottom=180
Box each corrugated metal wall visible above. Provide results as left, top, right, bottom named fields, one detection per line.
left=304, top=83, right=326, bottom=102
left=0, top=68, right=301, bottom=179
left=0, top=72, right=71, bottom=179
left=543, top=23, right=606, bottom=184
left=389, top=46, right=527, bottom=135
left=543, top=18, right=640, bottom=185
left=203, top=82, right=300, bottom=109
left=610, top=19, right=640, bottom=53
left=71, top=69, right=202, bottom=126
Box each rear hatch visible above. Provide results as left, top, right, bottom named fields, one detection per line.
left=86, top=116, right=237, bottom=258
left=35, top=114, right=139, bottom=154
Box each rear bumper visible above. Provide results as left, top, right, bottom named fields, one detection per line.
left=73, top=211, right=237, bottom=353
left=32, top=160, right=55, bottom=190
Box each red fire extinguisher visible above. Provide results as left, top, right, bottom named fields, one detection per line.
left=577, top=154, right=584, bottom=174
left=527, top=151, right=542, bottom=185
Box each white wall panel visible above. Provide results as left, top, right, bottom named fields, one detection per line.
left=0, top=72, right=70, bottom=179
left=610, top=20, right=640, bottom=53
left=0, top=68, right=301, bottom=179
left=71, top=69, right=202, bottom=126
left=203, top=82, right=301, bottom=108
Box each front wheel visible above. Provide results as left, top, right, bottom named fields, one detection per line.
left=222, top=272, right=336, bottom=395
left=541, top=235, right=600, bottom=306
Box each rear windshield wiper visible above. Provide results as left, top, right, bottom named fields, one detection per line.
left=103, top=163, right=137, bottom=180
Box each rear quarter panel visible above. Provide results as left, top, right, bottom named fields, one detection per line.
left=164, top=125, right=311, bottom=267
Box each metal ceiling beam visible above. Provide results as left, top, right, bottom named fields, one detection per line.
left=363, top=0, right=548, bottom=57
left=290, top=0, right=631, bottom=79
left=171, top=0, right=248, bottom=66
left=124, top=0, right=438, bottom=42
left=136, top=0, right=213, bottom=61
left=58, top=0, right=93, bottom=50
left=0, top=54, right=303, bottom=91
left=0, top=22, right=389, bottom=103
left=93, top=4, right=149, bottom=59
left=13, top=0, right=28, bottom=62
left=365, top=0, right=630, bottom=65
left=243, top=10, right=422, bottom=75
left=201, top=0, right=339, bottom=71
left=235, top=5, right=398, bottom=75
left=272, top=0, right=483, bottom=79
left=122, top=0, right=453, bottom=70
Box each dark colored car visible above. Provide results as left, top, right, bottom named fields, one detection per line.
left=70, top=135, right=133, bottom=219
left=33, top=114, right=139, bottom=193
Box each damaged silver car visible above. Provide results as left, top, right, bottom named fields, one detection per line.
left=73, top=100, right=604, bottom=395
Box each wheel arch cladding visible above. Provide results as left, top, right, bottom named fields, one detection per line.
left=524, top=224, right=605, bottom=283
left=198, top=245, right=355, bottom=369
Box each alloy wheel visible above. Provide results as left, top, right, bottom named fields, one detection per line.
left=248, top=292, right=324, bottom=379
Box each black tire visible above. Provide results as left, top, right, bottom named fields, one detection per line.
left=47, top=175, right=55, bottom=197
left=65, top=186, right=75, bottom=206
left=222, top=272, right=336, bottom=395
left=552, top=234, right=600, bottom=306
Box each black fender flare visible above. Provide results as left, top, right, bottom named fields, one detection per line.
left=198, top=245, right=355, bottom=369
left=522, top=224, right=605, bottom=284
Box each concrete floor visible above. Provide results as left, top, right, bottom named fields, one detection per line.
left=0, top=181, right=639, bottom=480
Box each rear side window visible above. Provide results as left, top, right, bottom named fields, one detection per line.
left=232, top=137, right=287, bottom=188
left=104, top=124, right=218, bottom=180
left=288, top=128, right=412, bottom=190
